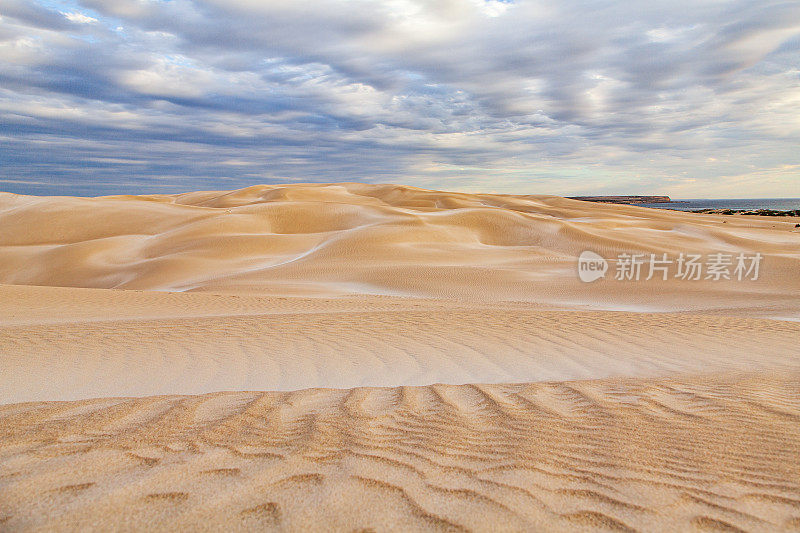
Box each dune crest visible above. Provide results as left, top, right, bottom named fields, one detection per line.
left=1, top=184, right=799, bottom=531
left=2, top=284, right=800, bottom=404
left=1, top=184, right=798, bottom=315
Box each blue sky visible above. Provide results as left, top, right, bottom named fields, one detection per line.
left=1, top=0, right=799, bottom=197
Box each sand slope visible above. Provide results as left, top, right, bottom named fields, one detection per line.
left=2, top=284, right=800, bottom=403
left=2, top=372, right=799, bottom=532
left=1, top=183, right=799, bottom=315
left=2, top=184, right=800, bottom=531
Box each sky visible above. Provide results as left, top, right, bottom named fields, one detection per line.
left=1, top=0, right=799, bottom=198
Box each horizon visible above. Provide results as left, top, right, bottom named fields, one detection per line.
left=1, top=0, right=799, bottom=197
left=2, top=2, right=800, bottom=524
left=1, top=179, right=800, bottom=202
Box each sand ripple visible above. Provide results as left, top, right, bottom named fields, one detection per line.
left=2, top=285, right=799, bottom=403
left=1, top=373, right=799, bottom=531
left=1, top=185, right=799, bottom=530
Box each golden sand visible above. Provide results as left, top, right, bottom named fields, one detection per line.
left=1, top=183, right=798, bottom=316
left=1, top=184, right=799, bottom=531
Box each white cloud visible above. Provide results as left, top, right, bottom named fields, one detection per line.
left=0, top=0, right=798, bottom=196
left=62, top=12, right=98, bottom=24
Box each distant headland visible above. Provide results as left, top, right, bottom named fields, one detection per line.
left=568, top=195, right=671, bottom=204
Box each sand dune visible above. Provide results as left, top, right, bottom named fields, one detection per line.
left=1, top=183, right=798, bottom=316
left=2, top=372, right=799, bottom=532
left=1, top=184, right=799, bottom=531
left=2, top=284, right=800, bottom=404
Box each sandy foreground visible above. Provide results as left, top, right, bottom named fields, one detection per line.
left=1, top=184, right=800, bottom=531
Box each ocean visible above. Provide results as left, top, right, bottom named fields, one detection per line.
left=638, top=198, right=800, bottom=212
left=1, top=181, right=799, bottom=213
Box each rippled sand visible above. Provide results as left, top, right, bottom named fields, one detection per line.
left=1, top=184, right=799, bottom=531
left=3, top=373, right=800, bottom=531
left=2, top=285, right=800, bottom=404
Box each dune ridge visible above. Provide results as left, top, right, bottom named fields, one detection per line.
left=2, top=284, right=800, bottom=404
left=1, top=184, right=800, bottom=531
left=1, top=183, right=799, bottom=315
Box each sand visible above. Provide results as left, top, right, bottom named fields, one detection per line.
left=2, top=183, right=799, bottom=316
left=1, top=184, right=799, bottom=531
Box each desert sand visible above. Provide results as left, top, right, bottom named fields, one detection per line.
left=1, top=184, right=799, bottom=531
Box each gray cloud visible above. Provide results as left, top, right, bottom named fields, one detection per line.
left=0, top=0, right=798, bottom=197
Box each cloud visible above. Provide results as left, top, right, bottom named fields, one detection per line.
left=62, top=12, right=97, bottom=24
left=0, top=0, right=798, bottom=196
left=0, top=0, right=75, bottom=31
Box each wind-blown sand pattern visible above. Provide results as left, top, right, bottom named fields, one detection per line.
left=1, top=184, right=799, bottom=531
left=1, top=183, right=799, bottom=316
left=2, top=373, right=799, bottom=531
left=2, top=285, right=800, bottom=403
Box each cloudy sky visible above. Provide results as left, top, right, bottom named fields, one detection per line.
left=1, top=0, right=799, bottom=197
